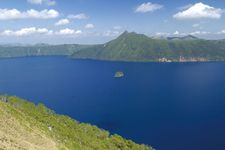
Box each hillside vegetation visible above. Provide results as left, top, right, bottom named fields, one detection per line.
left=0, top=44, right=90, bottom=58
left=72, top=31, right=225, bottom=62
left=1, top=31, right=225, bottom=62
left=0, top=96, right=152, bottom=150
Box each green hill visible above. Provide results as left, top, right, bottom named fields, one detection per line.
left=0, top=96, right=152, bottom=150
left=1, top=31, right=225, bottom=62
left=0, top=44, right=90, bottom=58
left=72, top=31, right=225, bottom=62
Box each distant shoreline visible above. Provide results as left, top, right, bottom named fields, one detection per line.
left=1, top=31, right=225, bottom=62
left=0, top=55, right=223, bottom=63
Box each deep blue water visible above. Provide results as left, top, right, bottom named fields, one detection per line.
left=1, top=56, right=225, bottom=150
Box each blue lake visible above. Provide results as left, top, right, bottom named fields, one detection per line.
left=0, top=56, right=225, bottom=150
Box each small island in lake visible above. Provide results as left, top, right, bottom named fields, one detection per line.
left=114, top=71, right=124, bottom=78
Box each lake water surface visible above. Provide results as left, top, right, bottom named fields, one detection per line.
left=0, top=57, right=225, bottom=150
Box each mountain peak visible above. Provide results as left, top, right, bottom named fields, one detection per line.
left=167, top=35, right=198, bottom=40
left=119, top=31, right=135, bottom=37
left=117, top=31, right=149, bottom=40
left=122, top=30, right=129, bottom=34
left=184, top=35, right=198, bottom=39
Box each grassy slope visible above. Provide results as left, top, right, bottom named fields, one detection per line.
left=0, top=96, right=153, bottom=150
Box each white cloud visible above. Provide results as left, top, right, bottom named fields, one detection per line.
left=135, top=2, right=163, bottom=13
left=113, top=26, right=122, bottom=30
left=155, top=32, right=170, bottom=37
left=1, top=27, right=51, bottom=36
left=27, top=0, right=56, bottom=6
left=36, top=28, right=49, bottom=33
left=75, top=30, right=82, bottom=34
left=68, top=13, right=89, bottom=19
left=56, top=28, right=74, bottom=35
left=103, top=30, right=121, bottom=37
left=85, top=24, right=94, bottom=29
left=216, top=30, right=225, bottom=34
left=173, top=2, right=224, bottom=20
left=155, top=32, right=185, bottom=37
left=28, top=0, right=42, bottom=4
left=154, top=30, right=214, bottom=37
left=0, top=9, right=59, bottom=20
left=55, top=28, right=82, bottom=35
left=190, top=31, right=211, bottom=35
left=55, top=19, right=70, bottom=26
left=1, top=27, right=84, bottom=37
left=173, top=31, right=180, bottom=35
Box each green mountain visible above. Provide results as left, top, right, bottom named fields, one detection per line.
left=0, top=96, right=152, bottom=150
left=72, top=31, right=225, bottom=62
left=0, top=44, right=91, bottom=58
left=1, top=31, right=225, bottom=62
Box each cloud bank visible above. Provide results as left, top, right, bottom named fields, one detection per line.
left=135, top=2, right=163, bottom=13
left=0, top=9, right=59, bottom=20
left=27, top=0, right=56, bottom=6
left=68, top=13, right=89, bottom=20
left=174, top=2, right=224, bottom=19
left=55, top=19, right=70, bottom=26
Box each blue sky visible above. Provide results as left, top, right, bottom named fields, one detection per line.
left=0, top=0, right=225, bottom=44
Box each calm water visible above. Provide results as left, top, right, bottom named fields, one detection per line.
left=0, top=57, right=225, bottom=150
